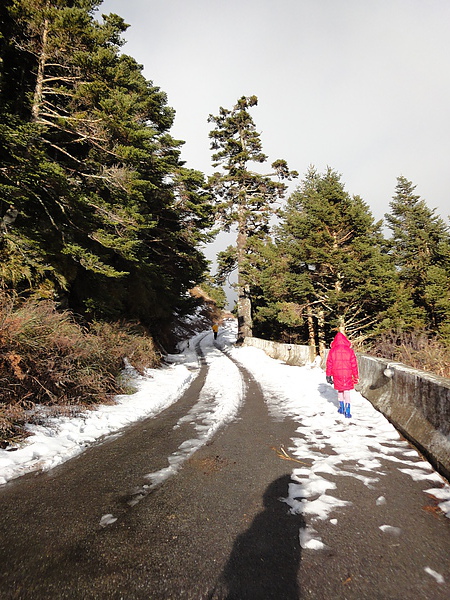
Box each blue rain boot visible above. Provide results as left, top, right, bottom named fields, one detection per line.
left=338, top=400, right=345, bottom=414
left=345, top=403, right=352, bottom=419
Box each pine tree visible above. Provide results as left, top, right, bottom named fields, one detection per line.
left=270, top=167, right=397, bottom=352
left=244, top=233, right=306, bottom=343
left=385, top=176, right=450, bottom=338
left=2, top=0, right=142, bottom=295
left=0, top=0, right=214, bottom=327
left=208, top=95, right=297, bottom=342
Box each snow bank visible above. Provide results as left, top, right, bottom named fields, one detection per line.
left=0, top=359, right=196, bottom=485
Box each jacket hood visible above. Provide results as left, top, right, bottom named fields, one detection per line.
left=330, top=332, right=351, bottom=348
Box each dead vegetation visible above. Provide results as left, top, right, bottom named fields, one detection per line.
left=366, top=330, right=450, bottom=379
left=0, top=293, right=160, bottom=445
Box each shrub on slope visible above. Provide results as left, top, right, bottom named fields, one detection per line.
left=0, top=294, right=159, bottom=444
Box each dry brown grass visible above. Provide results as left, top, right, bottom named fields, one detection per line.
left=367, top=330, right=450, bottom=379
left=0, top=293, right=160, bottom=444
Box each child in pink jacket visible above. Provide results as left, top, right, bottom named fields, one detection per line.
left=326, top=332, right=359, bottom=418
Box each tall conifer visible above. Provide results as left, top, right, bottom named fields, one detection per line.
left=385, top=176, right=450, bottom=338
left=268, top=167, right=397, bottom=351
left=208, top=95, right=297, bottom=342
left=0, top=0, right=213, bottom=327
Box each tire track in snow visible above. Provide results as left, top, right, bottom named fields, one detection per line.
left=121, top=330, right=245, bottom=512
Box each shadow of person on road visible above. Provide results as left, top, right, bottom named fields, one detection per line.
left=318, top=382, right=339, bottom=410
left=216, top=474, right=305, bottom=600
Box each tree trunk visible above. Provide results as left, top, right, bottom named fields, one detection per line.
left=32, top=17, right=49, bottom=122
left=236, top=217, right=252, bottom=344
left=307, top=305, right=317, bottom=361
left=237, top=281, right=252, bottom=343
left=317, top=307, right=326, bottom=357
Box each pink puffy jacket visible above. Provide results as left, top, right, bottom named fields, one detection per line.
left=326, top=332, right=359, bottom=391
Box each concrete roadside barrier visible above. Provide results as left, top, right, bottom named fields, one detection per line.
left=242, top=336, right=314, bottom=365
left=356, top=353, right=450, bottom=482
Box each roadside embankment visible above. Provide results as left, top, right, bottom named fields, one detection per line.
left=243, top=336, right=450, bottom=482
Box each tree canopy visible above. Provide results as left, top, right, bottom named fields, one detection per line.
left=0, top=0, right=214, bottom=329
left=1, top=2, right=448, bottom=354
left=385, top=176, right=450, bottom=338
left=249, top=168, right=399, bottom=351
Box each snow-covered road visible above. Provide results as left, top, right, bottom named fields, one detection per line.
left=1, top=323, right=449, bottom=519
left=0, top=321, right=449, bottom=594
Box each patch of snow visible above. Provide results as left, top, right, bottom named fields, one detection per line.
left=398, top=468, right=443, bottom=483
left=379, top=524, right=401, bottom=535
left=424, top=486, right=450, bottom=518
left=99, top=514, right=117, bottom=527
left=143, top=337, right=244, bottom=492
left=0, top=356, right=197, bottom=484
left=424, top=567, right=445, bottom=584
left=299, top=526, right=327, bottom=550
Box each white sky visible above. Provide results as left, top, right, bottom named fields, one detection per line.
left=97, top=0, right=450, bottom=228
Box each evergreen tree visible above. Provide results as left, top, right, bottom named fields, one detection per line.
left=385, top=176, right=450, bottom=339
left=266, top=167, right=397, bottom=353
left=208, top=95, right=297, bottom=342
left=244, top=233, right=303, bottom=343
left=0, top=0, right=213, bottom=328
left=199, top=275, right=227, bottom=311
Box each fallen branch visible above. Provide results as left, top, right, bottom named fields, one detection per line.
left=272, top=445, right=310, bottom=465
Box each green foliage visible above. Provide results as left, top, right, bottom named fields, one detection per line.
left=0, top=0, right=213, bottom=330
left=208, top=95, right=297, bottom=340
left=208, top=95, right=297, bottom=235
left=216, top=245, right=237, bottom=285
left=0, top=230, right=68, bottom=296
left=385, top=176, right=450, bottom=339
left=198, top=277, right=227, bottom=310
left=248, top=170, right=450, bottom=362
left=252, top=167, right=398, bottom=345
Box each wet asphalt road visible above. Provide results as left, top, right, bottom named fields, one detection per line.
left=0, top=337, right=449, bottom=599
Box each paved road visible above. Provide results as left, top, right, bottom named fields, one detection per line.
left=0, top=338, right=449, bottom=599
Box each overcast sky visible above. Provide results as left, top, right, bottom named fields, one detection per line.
left=97, top=0, right=450, bottom=307
left=98, top=0, right=449, bottom=220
